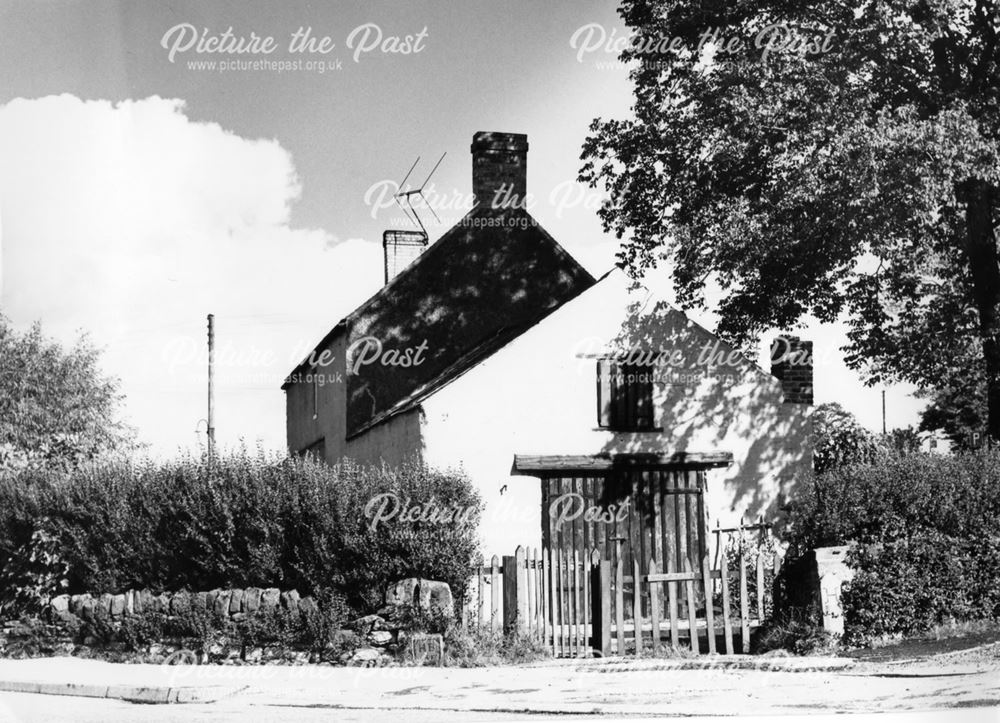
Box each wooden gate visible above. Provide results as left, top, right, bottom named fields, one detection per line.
left=463, top=519, right=779, bottom=657
left=541, top=466, right=709, bottom=623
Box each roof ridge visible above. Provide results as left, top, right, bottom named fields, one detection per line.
left=285, top=206, right=595, bottom=383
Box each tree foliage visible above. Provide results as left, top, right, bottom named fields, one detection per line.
left=581, top=0, right=1000, bottom=435
left=0, top=314, right=136, bottom=471
left=918, top=373, right=988, bottom=447
left=813, top=402, right=881, bottom=473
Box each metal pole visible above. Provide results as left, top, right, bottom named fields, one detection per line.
left=207, top=313, right=215, bottom=459
left=882, top=389, right=886, bottom=435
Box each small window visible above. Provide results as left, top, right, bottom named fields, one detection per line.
left=597, top=360, right=654, bottom=431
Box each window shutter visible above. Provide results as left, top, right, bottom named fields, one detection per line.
left=613, top=362, right=628, bottom=427
left=635, top=366, right=653, bottom=428
left=624, top=365, right=637, bottom=428
left=597, top=359, right=612, bottom=427
left=598, top=360, right=655, bottom=430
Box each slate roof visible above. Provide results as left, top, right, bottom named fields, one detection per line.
left=284, top=204, right=597, bottom=438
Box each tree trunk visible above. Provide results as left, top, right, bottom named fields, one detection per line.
left=961, top=179, right=1000, bottom=442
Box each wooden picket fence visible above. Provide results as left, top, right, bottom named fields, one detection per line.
left=462, top=520, right=779, bottom=657
left=462, top=546, right=598, bottom=656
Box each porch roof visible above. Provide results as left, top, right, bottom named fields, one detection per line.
left=511, top=451, right=733, bottom=475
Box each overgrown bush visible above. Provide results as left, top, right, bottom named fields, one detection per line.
left=780, top=450, right=1000, bottom=645
left=442, top=624, right=550, bottom=667
left=393, top=605, right=551, bottom=666
left=0, top=451, right=482, bottom=617
left=752, top=608, right=838, bottom=656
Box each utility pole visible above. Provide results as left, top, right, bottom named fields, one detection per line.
left=881, top=389, right=886, bottom=435
left=207, top=313, right=216, bottom=460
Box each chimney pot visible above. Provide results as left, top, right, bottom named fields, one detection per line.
left=770, top=335, right=813, bottom=405
left=382, top=230, right=427, bottom=284
left=471, top=131, right=528, bottom=209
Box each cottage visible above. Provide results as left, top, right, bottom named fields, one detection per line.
left=283, top=131, right=813, bottom=584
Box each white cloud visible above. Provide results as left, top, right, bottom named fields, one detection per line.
left=0, top=94, right=382, bottom=455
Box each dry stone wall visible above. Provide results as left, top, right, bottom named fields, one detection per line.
left=50, top=587, right=316, bottom=622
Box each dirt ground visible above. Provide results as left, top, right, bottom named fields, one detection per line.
left=847, top=628, right=1000, bottom=663
left=0, top=641, right=998, bottom=720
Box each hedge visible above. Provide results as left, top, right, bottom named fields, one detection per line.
left=780, top=451, right=1000, bottom=645
left=0, top=451, right=482, bottom=617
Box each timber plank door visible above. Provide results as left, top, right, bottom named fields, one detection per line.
left=540, top=466, right=708, bottom=629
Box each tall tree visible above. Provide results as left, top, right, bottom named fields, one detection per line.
left=0, top=314, right=136, bottom=471
left=581, top=0, right=1000, bottom=436
left=918, top=369, right=987, bottom=447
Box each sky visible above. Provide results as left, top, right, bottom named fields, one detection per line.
left=0, top=0, right=923, bottom=457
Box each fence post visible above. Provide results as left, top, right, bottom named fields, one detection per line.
left=491, top=555, right=500, bottom=634
left=503, top=553, right=517, bottom=632
left=614, top=537, right=625, bottom=655
left=503, top=546, right=528, bottom=633
left=756, top=516, right=766, bottom=621
left=771, top=549, right=784, bottom=615
left=514, top=545, right=529, bottom=632
left=549, top=547, right=560, bottom=657
left=649, top=556, right=661, bottom=655
left=527, top=547, right=537, bottom=637
left=701, top=549, right=717, bottom=654
left=633, top=557, right=642, bottom=656
left=720, top=551, right=734, bottom=654
left=477, top=565, right=484, bottom=629
left=591, top=558, right=612, bottom=657
left=739, top=543, right=750, bottom=653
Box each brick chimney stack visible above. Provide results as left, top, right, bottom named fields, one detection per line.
left=770, top=335, right=813, bottom=404
left=471, top=131, right=528, bottom=209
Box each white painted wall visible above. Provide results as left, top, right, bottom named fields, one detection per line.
left=286, top=331, right=424, bottom=469
left=420, top=270, right=813, bottom=556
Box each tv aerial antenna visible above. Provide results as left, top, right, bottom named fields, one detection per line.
left=393, top=152, right=446, bottom=238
